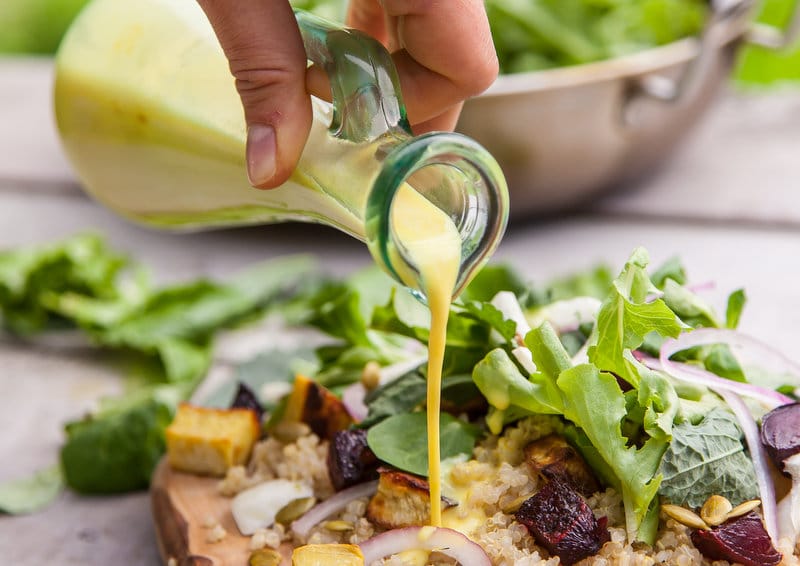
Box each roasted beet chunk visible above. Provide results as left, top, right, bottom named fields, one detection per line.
left=760, top=401, right=800, bottom=473
left=524, top=435, right=600, bottom=497
left=516, top=480, right=610, bottom=565
left=691, top=511, right=782, bottom=566
left=230, top=382, right=264, bottom=424
left=327, top=428, right=379, bottom=491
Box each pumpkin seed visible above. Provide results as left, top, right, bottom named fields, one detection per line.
left=726, top=499, right=762, bottom=520
left=249, top=548, right=282, bottom=566
left=323, top=520, right=355, bottom=532
left=661, top=504, right=710, bottom=530
left=700, top=495, right=733, bottom=526
left=501, top=493, right=531, bottom=514
left=275, top=496, right=317, bottom=526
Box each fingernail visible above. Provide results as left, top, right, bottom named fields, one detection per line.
left=246, top=124, right=276, bottom=186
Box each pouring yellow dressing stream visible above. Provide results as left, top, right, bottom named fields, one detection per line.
left=389, top=187, right=462, bottom=528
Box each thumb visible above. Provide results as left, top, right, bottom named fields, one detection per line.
left=197, top=0, right=312, bottom=189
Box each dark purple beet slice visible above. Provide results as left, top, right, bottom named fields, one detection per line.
left=327, top=428, right=379, bottom=491
left=230, top=382, right=264, bottom=424
left=760, top=402, right=800, bottom=473
left=515, top=480, right=610, bottom=565
left=691, top=511, right=782, bottom=566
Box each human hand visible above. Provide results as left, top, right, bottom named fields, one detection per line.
left=195, top=0, right=498, bottom=189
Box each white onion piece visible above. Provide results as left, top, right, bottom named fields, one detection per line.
left=378, top=354, right=428, bottom=386
left=491, top=291, right=531, bottom=345
left=659, top=330, right=795, bottom=408
left=526, top=296, right=601, bottom=335
left=784, top=453, right=800, bottom=537
left=512, top=346, right=537, bottom=375
left=714, top=389, right=779, bottom=544
left=359, top=526, right=491, bottom=566
left=342, top=382, right=369, bottom=422
left=291, top=480, right=378, bottom=540
left=231, top=479, right=313, bottom=535
left=659, top=328, right=800, bottom=408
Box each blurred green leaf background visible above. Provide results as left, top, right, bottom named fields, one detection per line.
left=0, top=0, right=798, bottom=85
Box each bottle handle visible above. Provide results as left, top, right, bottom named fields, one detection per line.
left=294, top=9, right=412, bottom=143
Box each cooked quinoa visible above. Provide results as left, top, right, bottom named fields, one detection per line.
left=218, top=416, right=800, bottom=565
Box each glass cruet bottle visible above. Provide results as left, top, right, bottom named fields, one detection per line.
left=54, top=0, right=510, bottom=298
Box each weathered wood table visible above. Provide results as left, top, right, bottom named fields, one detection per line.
left=1, top=57, right=799, bottom=565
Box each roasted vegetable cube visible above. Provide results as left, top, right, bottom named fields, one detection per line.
left=366, top=467, right=455, bottom=529
left=292, top=543, right=364, bottom=565
left=516, top=479, right=610, bottom=565
left=283, top=375, right=352, bottom=440
left=165, top=403, right=260, bottom=476
left=524, top=434, right=599, bottom=496
left=691, top=511, right=781, bottom=566
left=328, top=428, right=379, bottom=491
left=367, top=468, right=434, bottom=529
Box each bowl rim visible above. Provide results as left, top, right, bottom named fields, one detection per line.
left=479, top=23, right=745, bottom=97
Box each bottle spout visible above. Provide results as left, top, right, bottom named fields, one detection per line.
left=365, top=131, right=510, bottom=301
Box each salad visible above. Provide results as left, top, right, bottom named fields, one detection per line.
left=195, top=245, right=798, bottom=565
left=1, top=236, right=799, bottom=565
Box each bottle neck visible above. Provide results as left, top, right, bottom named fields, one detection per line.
left=365, top=132, right=509, bottom=300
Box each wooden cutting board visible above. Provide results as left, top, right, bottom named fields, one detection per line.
left=150, top=459, right=293, bottom=566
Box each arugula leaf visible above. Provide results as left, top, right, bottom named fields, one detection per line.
left=462, top=301, right=517, bottom=342
left=546, top=264, right=614, bottom=302
left=650, top=256, right=687, bottom=288
left=558, top=364, right=667, bottom=544
left=661, top=278, right=720, bottom=328
left=360, top=372, right=427, bottom=429
left=473, top=348, right=563, bottom=422
left=0, top=465, right=63, bottom=515
left=725, top=289, right=746, bottom=329
left=460, top=263, right=530, bottom=303
left=366, top=412, right=479, bottom=477
left=525, top=322, right=572, bottom=379
left=658, top=407, right=759, bottom=508
left=588, top=247, right=682, bottom=388
left=0, top=233, right=129, bottom=334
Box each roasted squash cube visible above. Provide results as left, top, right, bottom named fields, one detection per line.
left=165, top=403, right=260, bottom=476
left=292, top=544, right=364, bottom=565
left=283, top=374, right=352, bottom=440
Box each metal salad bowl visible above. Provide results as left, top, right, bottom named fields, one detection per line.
left=457, top=0, right=800, bottom=218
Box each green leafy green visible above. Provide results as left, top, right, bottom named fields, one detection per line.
left=460, top=263, right=531, bottom=303
left=360, top=372, right=427, bottom=429
left=0, top=465, right=64, bottom=515
left=725, top=289, right=746, bottom=329
left=658, top=407, right=759, bottom=508
left=485, top=0, right=707, bottom=73
left=558, top=364, right=668, bottom=544
left=588, top=247, right=683, bottom=388
left=735, top=0, right=800, bottom=85
left=0, top=234, right=129, bottom=335
left=366, top=412, right=479, bottom=477
left=650, top=256, right=687, bottom=288
left=61, top=395, right=174, bottom=493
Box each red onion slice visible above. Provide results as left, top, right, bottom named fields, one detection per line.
left=341, top=354, right=428, bottom=421
left=715, top=389, right=779, bottom=544
left=291, top=480, right=378, bottom=540
left=359, top=526, right=491, bottom=566
left=658, top=329, right=796, bottom=408
left=342, top=382, right=369, bottom=422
